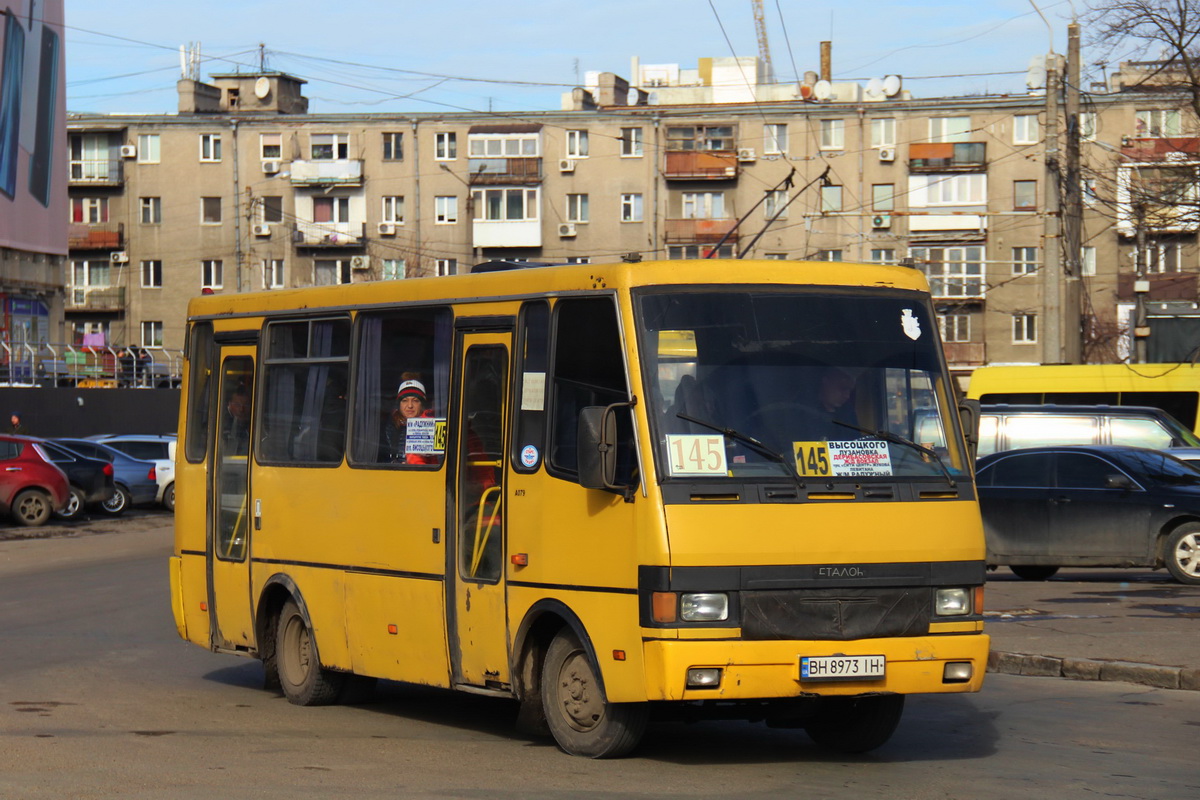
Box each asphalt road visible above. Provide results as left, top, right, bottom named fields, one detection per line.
left=1, top=514, right=1198, bottom=799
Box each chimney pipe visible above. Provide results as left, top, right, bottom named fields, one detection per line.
left=820, top=41, right=831, bottom=83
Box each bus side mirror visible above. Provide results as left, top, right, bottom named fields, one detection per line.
left=957, top=398, right=981, bottom=461
left=578, top=406, right=618, bottom=490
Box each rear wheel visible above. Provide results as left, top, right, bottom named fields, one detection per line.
left=1010, top=565, right=1059, bottom=581
left=99, top=485, right=129, bottom=516
left=1164, top=524, right=1200, bottom=585
left=541, top=629, right=648, bottom=758
left=55, top=486, right=86, bottom=520
left=163, top=482, right=175, bottom=512
left=804, top=694, right=905, bottom=753
left=12, top=489, right=53, bottom=527
left=276, top=599, right=345, bottom=706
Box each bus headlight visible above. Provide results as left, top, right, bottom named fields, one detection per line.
left=935, top=588, right=971, bottom=616
left=680, top=593, right=729, bottom=622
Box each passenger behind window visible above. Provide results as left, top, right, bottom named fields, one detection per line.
left=381, top=373, right=437, bottom=464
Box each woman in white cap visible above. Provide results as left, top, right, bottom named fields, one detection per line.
left=384, top=372, right=435, bottom=464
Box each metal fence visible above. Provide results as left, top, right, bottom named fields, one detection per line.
left=0, top=342, right=184, bottom=389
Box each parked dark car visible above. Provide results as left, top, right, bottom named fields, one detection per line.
left=51, top=438, right=158, bottom=515
left=89, top=434, right=176, bottom=510
left=0, top=435, right=70, bottom=526
left=976, top=445, right=1200, bottom=585
left=36, top=440, right=116, bottom=520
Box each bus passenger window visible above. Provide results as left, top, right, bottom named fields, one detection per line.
left=511, top=301, right=549, bottom=472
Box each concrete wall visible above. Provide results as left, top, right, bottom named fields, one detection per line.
left=2, top=388, right=179, bottom=439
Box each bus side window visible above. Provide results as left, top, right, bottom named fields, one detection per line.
left=510, top=301, right=549, bottom=472
left=184, top=322, right=214, bottom=463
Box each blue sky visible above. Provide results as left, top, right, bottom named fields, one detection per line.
left=64, top=0, right=1102, bottom=115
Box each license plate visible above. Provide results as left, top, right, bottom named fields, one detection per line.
left=800, top=654, right=886, bottom=681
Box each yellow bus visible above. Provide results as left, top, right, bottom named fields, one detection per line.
left=967, top=363, right=1200, bottom=433
left=169, top=258, right=988, bottom=758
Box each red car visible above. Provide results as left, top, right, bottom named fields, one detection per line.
left=0, top=435, right=70, bottom=527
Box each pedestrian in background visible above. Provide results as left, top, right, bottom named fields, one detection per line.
left=8, top=413, right=28, bottom=434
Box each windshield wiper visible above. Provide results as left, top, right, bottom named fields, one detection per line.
left=833, top=420, right=957, bottom=488
left=675, top=412, right=802, bottom=488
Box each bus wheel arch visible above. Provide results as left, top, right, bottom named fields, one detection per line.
left=255, top=575, right=309, bottom=694
left=511, top=601, right=598, bottom=737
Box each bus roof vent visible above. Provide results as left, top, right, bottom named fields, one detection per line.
left=470, top=260, right=565, bottom=273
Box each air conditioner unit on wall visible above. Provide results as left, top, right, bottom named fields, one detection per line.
left=262, top=160, right=281, bottom=174
left=872, top=214, right=892, bottom=229
left=350, top=255, right=371, bottom=270
left=878, top=147, right=895, bottom=162
left=558, top=159, right=575, bottom=173
left=253, top=224, right=271, bottom=237
left=558, top=222, right=577, bottom=237
left=736, top=147, right=756, bottom=162
left=110, top=251, right=129, bottom=264
left=377, top=222, right=396, bottom=235
left=119, top=145, right=137, bottom=159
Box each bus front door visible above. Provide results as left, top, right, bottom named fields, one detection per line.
left=449, top=332, right=511, bottom=689
left=208, top=351, right=255, bottom=650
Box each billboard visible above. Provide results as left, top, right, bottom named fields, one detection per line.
left=0, top=0, right=65, bottom=256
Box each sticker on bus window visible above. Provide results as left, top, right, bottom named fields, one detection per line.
left=521, top=372, right=546, bottom=411
left=406, top=417, right=448, bottom=455
left=666, top=434, right=728, bottom=476
left=793, top=440, right=893, bottom=477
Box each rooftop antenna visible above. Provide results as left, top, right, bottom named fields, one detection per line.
left=259, top=42, right=267, bottom=72
left=750, top=0, right=775, bottom=83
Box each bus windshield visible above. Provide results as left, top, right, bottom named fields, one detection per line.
left=636, top=288, right=969, bottom=482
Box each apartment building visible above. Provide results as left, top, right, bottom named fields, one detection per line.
left=65, top=61, right=1200, bottom=374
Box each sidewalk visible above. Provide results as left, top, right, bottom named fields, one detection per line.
left=983, top=568, right=1200, bottom=691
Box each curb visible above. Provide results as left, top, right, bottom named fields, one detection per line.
left=989, top=650, right=1200, bottom=692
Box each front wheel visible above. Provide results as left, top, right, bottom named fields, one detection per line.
left=1010, top=565, right=1059, bottom=581
left=804, top=694, right=905, bottom=753
left=1164, top=524, right=1200, bottom=585
left=55, top=486, right=86, bottom=520
left=99, top=485, right=129, bottom=516
left=12, top=489, right=53, bottom=527
left=276, top=599, right=345, bottom=706
left=541, top=629, right=648, bottom=758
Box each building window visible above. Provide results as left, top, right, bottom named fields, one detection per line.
left=140, top=196, right=161, bottom=224
left=819, top=119, right=844, bottom=150
left=434, top=196, right=458, bottom=224
left=871, top=248, right=896, bottom=264
left=141, top=321, right=164, bottom=348
left=566, top=256, right=591, bottom=264
left=1140, top=241, right=1183, bottom=273
left=201, top=197, right=222, bottom=224
left=820, top=185, right=843, bottom=212
left=939, top=314, right=970, bottom=343
left=909, top=174, right=987, bottom=206
left=871, top=118, right=895, bottom=148
left=467, top=132, right=538, bottom=158
left=764, top=123, right=787, bottom=155
left=929, top=116, right=971, bottom=142
left=1079, top=111, right=1097, bottom=141
left=382, top=132, right=404, bottom=160
left=315, top=259, right=352, bottom=285
left=668, top=244, right=734, bottom=259
left=313, top=196, right=350, bottom=223
left=71, top=197, right=108, bottom=223
left=1014, top=179, right=1038, bottom=210
left=566, top=130, right=589, bottom=158
left=435, top=132, right=457, bottom=160
left=566, top=193, right=589, bottom=223
left=199, top=134, right=221, bottom=162
left=910, top=246, right=985, bottom=298
left=263, top=259, right=284, bottom=289
left=665, top=126, right=735, bottom=151
left=1081, top=246, right=1096, bottom=276
left=471, top=188, right=538, bottom=221
left=620, top=127, right=644, bottom=157
left=819, top=250, right=843, bottom=261
left=764, top=252, right=787, bottom=260
left=311, top=133, right=348, bottom=160
left=1013, top=313, right=1037, bottom=344
left=1135, top=109, right=1181, bottom=137
left=872, top=184, right=895, bottom=211
left=69, top=133, right=110, bottom=180
left=202, top=259, right=223, bottom=289
left=1013, top=115, right=1039, bottom=145
left=682, top=191, right=724, bottom=219
left=1012, top=246, right=1039, bottom=275
left=260, top=133, right=282, bottom=160
left=141, top=260, right=162, bottom=288
left=382, top=259, right=406, bottom=280
left=764, top=189, right=788, bottom=219
left=137, top=134, right=160, bottom=164
left=260, top=196, right=283, bottom=223
left=621, top=193, right=643, bottom=222
left=72, top=259, right=110, bottom=289
left=436, top=258, right=457, bottom=276
left=382, top=196, right=405, bottom=224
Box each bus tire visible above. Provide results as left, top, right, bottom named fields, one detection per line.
left=1164, top=523, right=1200, bottom=585
left=276, top=599, right=345, bottom=706
left=541, top=629, right=647, bottom=758
left=804, top=694, right=905, bottom=754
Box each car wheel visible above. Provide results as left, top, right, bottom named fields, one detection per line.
left=276, top=599, right=345, bottom=706
left=55, top=486, right=86, bottom=521
left=163, top=482, right=175, bottom=512
left=100, top=485, right=130, bottom=516
left=1164, top=524, right=1200, bottom=586
left=804, top=694, right=905, bottom=753
left=12, top=489, right=53, bottom=527
left=1010, top=565, right=1059, bottom=581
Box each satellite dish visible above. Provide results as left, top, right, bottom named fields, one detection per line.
left=813, top=80, right=833, bottom=100
left=254, top=76, right=271, bottom=99
left=882, top=75, right=902, bottom=96
left=865, top=77, right=885, bottom=99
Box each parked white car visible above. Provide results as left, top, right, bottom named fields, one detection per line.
left=88, top=434, right=177, bottom=511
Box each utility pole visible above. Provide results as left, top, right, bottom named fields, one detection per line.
left=1062, top=22, right=1083, bottom=363
left=1043, top=51, right=1062, bottom=363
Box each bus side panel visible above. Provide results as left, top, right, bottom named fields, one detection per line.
left=343, top=572, right=449, bottom=687
left=173, top=457, right=211, bottom=646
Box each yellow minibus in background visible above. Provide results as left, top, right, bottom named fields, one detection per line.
left=967, top=363, right=1200, bottom=433
left=169, top=258, right=987, bottom=758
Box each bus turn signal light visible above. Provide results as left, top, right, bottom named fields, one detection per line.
left=510, top=553, right=528, bottom=567
left=652, top=592, right=677, bottom=623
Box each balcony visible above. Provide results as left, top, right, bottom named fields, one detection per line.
left=472, top=219, right=542, bottom=248
left=1119, top=137, right=1200, bottom=162
left=664, top=151, right=739, bottom=180
left=66, top=286, right=126, bottom=311
left=289, top=159, right=364, bottom=187
left=920, top=267, right=986, bottom=300
left=69, top=159, right=124, bottom=186
left=664, top=218, right=739, bottom=243
left=293, top=220, right=365, bottom=247
left=909, top=142, right=986, bottom=172
left=942, top=342, right=986, bottom=366
left=68, top=222, right=124, bottom=250
left=468, top=157, right=542, bottom=184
